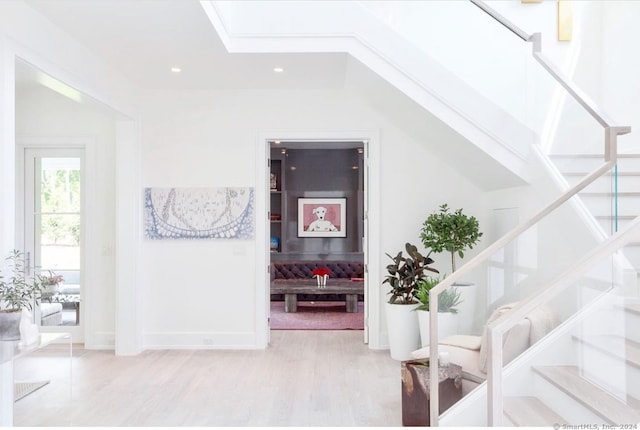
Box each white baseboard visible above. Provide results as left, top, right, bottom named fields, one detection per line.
left=141, top=331, right=261, bottom=350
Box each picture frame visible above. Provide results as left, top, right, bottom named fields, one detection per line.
left=297, top=197, right=347, bottom=238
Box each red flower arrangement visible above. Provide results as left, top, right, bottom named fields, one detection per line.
left=312, top=267, right=331, bottom=277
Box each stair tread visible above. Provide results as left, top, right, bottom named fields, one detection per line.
left=550, top=154, right=640, bottom=159
left=572, top=334, right=640, bottom=368
left=533, top=365, right=640, bottom=425
left=504, top=396, right=568, bottom=426
left=624, top=303, right=640, bottom=315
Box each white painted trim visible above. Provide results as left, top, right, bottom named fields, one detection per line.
left=255, top=129, right=382, bottom=350
left=142, top=332, right=260, bottom=350
left=4, top=35, right=136, bottom=121
left=115, top=120, right=141, bottom=356
left=0, top=37, right=16, bottom=254
left=254, top=133, right=269, bottom=348
left=17, top=143, right=88, bottom=344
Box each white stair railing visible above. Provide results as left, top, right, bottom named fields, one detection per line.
left=485, top=214, right=640, bottom=425
left=428, top=1, right=631, bottom=426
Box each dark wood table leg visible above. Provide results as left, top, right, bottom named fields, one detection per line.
left=284, top=294, right=297, bottom=312
left=345, top=294, right=358, bottom=312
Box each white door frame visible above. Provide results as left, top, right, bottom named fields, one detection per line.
left=254, top=130, right=382, bottom=349
left=17, top=140, right=88, bottom=342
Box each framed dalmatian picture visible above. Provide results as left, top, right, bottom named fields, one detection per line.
left=297, top=197, right=347, bottom=238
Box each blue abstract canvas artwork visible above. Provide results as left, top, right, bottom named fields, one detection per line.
left=144, top=187, right=254, bottom=239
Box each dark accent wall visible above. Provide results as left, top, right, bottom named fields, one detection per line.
left=270, top=147, right=364, bottom=261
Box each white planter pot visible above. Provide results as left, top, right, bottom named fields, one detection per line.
left=439, top=312, right=457, bottom=338
left=43, top=284, right=60, bottom=295
left=385, top=301, right=420, bottom=361
left=418, top=310, right=458, bottom=347
left=454, top=282, right=477, bottom=335
left=0, top=310, right=22, bottom=341
left=418, top=310, right=430, bottom=348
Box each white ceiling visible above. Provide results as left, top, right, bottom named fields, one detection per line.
left=17, top=0, right=524, bottom=190
left=22, top=0, right=348, bottom=91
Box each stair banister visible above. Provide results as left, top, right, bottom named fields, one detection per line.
left=486, top=214, right=640, bottom=425
left=470, top=0, right=629, bottom=134
left=428, top=1, right=632, bottom=426
left=428, top=158, right=615, bottom=425
left=469, top=0, right=532, bottom=42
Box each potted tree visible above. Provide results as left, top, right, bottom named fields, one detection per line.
left=420, top=203, right=482, bottom=334
left=383, top=242, right=438, bottom=360
left=0, top=250, right=46, bottom=341
left=415, top=276, right=463, bottom=346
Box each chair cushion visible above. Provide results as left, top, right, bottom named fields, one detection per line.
left=41, top=302, right=63, bottom=318
left=440, top=334, right=482, bottom=351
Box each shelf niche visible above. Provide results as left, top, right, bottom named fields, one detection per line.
left=269, top=144, right=364, bottom=261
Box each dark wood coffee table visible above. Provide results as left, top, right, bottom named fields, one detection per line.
left=270, top=279, right=364, bottom=312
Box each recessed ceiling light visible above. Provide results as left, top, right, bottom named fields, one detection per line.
left=357, top=148, right=364, bottom=154
left=290, top=166, right=297, bottom=171
left=273, top=67, right=284, bottom=73
left=352, top=166, right=359, bottom=170
left=171, top=67, right=182, bottom=73
left=274, top=140, right=281, bottom=144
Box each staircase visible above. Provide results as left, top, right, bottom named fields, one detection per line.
left=502, top=296, right=640, bottom=426
left=550, top=154, right=640, bottom=272
left=441, top=293, right=640, bottom=426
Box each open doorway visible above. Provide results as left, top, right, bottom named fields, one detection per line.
left=267, top=140, right=367, bottom=334
left=23, top=149, right=83, bottom=334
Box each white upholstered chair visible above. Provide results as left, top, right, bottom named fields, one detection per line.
left=410, top=302, right=560, bottom=395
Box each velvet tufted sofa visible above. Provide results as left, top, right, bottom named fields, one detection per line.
left=270, top=261, right=365, bottom=306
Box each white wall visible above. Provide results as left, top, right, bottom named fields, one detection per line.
left=6, top=0, right=637, bottom=354
left=603, top=1, right=640, bottom=153
left=139, top=88, right=490, bottom=349
left=0, top=0, right=141, bottom=353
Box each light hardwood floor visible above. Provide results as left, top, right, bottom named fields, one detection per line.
left=13, top=330, right=403, bottom=427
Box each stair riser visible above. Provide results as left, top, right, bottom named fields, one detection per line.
left=578, top=298, right=640, bottom=343
left=553, top=157, right=640, bottom=173
left=625, top=307, right=640, bottom=344
left=597, top=218, right=640, bottom=233
left=534, top=372, right=610, bottom=425
left=566, top=176, right=640, bottom=194
left=621, top=247, right=640, bottom=278
left=579, top=344, right=640, bottom=400
left=581, top=196, right=640, bottom=217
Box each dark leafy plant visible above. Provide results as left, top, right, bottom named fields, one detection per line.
left=383, top=243, right=439, bottom=304
left=415, top=275, right=463, bottom=313
left=0, top=250, right=46, bottom=312
left=420, top=203, right=483, bottom=273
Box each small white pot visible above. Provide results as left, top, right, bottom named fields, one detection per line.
left=417, top=310, right=458, bottom=347
left=385, top=301, right=420, bottom=361
left=454, top=282, right=477, bottom=334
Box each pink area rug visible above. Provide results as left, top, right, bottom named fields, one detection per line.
left=270, top=301, right=364, bottom=330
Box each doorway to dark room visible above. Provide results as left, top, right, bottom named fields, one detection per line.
left=267, top=141, right=366, bottom=333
